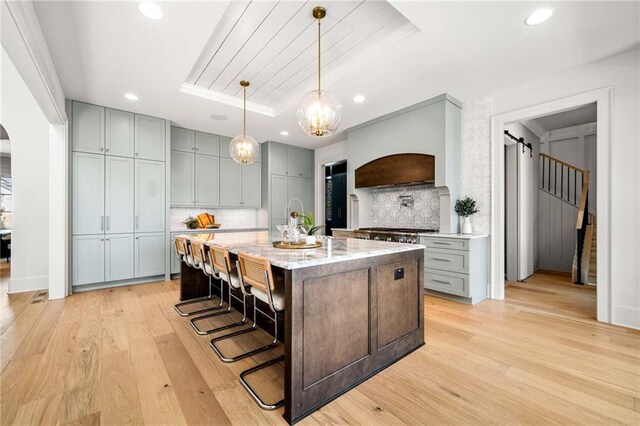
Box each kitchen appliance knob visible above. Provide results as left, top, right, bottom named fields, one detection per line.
left=374, top=236, right=380, bottom=241
left=387, top=237, right=392, bottom=242
left=398, top=237, right=405, bottom=243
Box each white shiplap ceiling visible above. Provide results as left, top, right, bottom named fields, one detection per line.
left=184, top=1, right=418, bottom=115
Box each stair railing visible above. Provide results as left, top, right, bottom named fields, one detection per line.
left=539, top=153, right=590, bottom=284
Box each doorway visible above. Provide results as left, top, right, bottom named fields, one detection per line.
left=0, top=124, right=11, bottom=285
left=491, top=88, right=611, bottom=323
left=324, top=161, right=347, bottom=236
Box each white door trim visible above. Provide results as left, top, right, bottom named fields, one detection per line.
left=490, top=87, right=612, bottom=323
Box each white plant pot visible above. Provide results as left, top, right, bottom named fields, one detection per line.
left=305, top=235, right=316, bottom=245
left=461, top=216, right=473, bottom=235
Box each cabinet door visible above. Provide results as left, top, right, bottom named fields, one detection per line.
left=170, top=150, right=194, bottom=206
left=72, top=101, right=104, bottom=154
left=73, top=152, right=105, bottom=235
left=270, top=142, right=289, bottom=175
left=105, top=234, right=134, bottom=282
left=270, top=175, right=288, bottom=229
left=300, top=178, right=314, bottom=216
left=170, top=127, right=194, bottom=153
left=219, top=136, right=232, bottom=158
left=105, top=108, right=134, bottom=157
left=287, top=176, right=302, bottom=208
left=241, top=162, right=261, bottom=207
left=299, top=148, right=314, bottom=178
left=135, top=159, right=165, bottom=232
left=287, top=146, right=300, bottom=177
left=195, top=131, right=219, bottom=156
left=219, top=157, right=242, bottom=206
left=135, top=115, right=166, bottom=161
left=105, top=156, right=134, bottom=234
left=135, top=233, right=166, bottom=277
left=195, top=154, right=220, bottom=206
left=73, top=235, right=104, bottom=286
left=170, top=234, right=180, bottom=274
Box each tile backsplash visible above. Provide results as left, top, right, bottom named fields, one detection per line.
left=370, top=185, right=440, bottom=229
left=170, top=208, right=257, bottom=230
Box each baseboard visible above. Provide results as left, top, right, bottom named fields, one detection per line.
left=535, top=269, right=572, bottom=277
left=8, top=275, right=48, bottom=294
left=612, top=304, right=640, bottom=330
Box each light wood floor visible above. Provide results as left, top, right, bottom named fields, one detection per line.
left=1, top=272, right=638, bottom=425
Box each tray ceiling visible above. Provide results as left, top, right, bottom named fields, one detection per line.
left=183, top=0, right=419, bottom=115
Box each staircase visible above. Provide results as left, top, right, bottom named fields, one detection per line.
left=539, top=153, right=594, bottom=285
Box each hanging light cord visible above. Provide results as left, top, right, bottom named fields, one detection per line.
left=243, top=85, right=247, bottom=138
left=317, top=17, right=321, bottom=94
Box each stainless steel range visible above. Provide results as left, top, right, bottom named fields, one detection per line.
left=353, top=227, right=438, bottom=244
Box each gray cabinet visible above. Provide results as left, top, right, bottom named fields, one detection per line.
left=219, top=136, right=232, bottom=158
left=420, top=235, right=488, bottom=304
left=286, top=176, right=314, bottom=215
left=299, top=148, right=314, bottom=178
left=270, top=142, right=289, bottom=175
left=135, top=159, right=165, bottom=233
left=195, top=154, right=220, bottom=206
left=72, top=102, right=104, bottom=154
left=170, top=150, right=195, bottom=205
left=105, top=108, right=134, bottom=157
left=72, top=152, right=105, bottom=235
left=196, top=131, right=219, bottom=156
left=287, top=147, right=301, bottom=177
left=72, top=235, right=105, bottom=285
left=270, top=175, right=288, bottom=229
left=220, top=157, right=242, bottom=206
left=105, top=234, right=134, bottom=282
left=241, top=162, right=262, bottom=207
left=135, top=115, right=165, bottom=161
left=171, top=127, right=194, bottom=152
left=105, top=156, right=134, bottom=234
left=170, top=234, right=180, bottom=274
left=135, top=233, right=166, bottom=277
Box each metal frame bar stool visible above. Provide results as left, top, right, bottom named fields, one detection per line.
left=174, top=238, right=225, bottom=317
left=209, top=252, right=281, bottom=364
left=189, top=244, right=251, bottom=335
left=237, top=252, right=285, bottom=410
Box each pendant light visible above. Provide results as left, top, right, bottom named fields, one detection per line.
left=296, top=6, right=342, bottom=137
left=230, top=80, right=259, bottom=164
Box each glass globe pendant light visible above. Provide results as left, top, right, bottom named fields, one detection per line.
left=296, top=6, right=342, bottom=137
left=230, top=80, right=259, bottom=164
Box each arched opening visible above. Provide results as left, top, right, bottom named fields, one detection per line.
left=0, top=124, right=12, bottom=285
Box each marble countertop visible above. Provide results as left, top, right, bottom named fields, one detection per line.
left=171, top=227, right=268, bottom=233
left=418, top=233, right=489, bottom=239
left=178, top=231, right=424, bottom=270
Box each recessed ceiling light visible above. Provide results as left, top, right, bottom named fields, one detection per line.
left=280, top=131, right=289, bottom=136
left=210, top=114, right=228, bottom=121
left=138, top=2, right=163, bottom=20
left=525, top=8, right=553, bottom=26
left=353, top=95, right=366, bottom=103
left=124, top=93, right=139, bottom=101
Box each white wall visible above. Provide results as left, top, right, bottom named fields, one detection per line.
left=0, top=47, right=50, bottom=292
left=492, top=48, right=640, bottom=328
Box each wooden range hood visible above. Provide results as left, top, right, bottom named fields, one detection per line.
left=355, top=153, right=435, bottom=189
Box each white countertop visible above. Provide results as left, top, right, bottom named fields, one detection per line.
left=178, top=231, right=424, bottom=270
left=171, top=227, right=268, bottom=233
left=418, top=233, right=489, bottom=240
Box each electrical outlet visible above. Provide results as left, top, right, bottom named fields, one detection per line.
left=394, top=268, right=404, bottom=280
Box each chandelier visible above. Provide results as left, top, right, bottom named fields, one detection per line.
left=230, top=80, right=259, bottom=164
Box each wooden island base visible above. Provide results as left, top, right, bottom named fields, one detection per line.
left=180, top=243, right=424, bottom=424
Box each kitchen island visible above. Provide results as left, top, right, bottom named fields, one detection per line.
left=178, top=231, right=425, bottom=424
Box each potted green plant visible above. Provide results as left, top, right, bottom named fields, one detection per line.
left=183, top=216, right=199, bottom=230
left=454, top=196, right=479, bottom=234
left=298, top=212, right=325, bottom=244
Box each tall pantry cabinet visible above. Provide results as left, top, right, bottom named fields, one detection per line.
left=71, top=101, right=167, bottom=291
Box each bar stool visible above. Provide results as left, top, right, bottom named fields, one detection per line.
left=209, top=252, right=281, bottom=364
left=174, top=238, right=225, bottom=317
left=189, top=244, right=251, bottom=335
left=237, top=252, right=285, bottom=410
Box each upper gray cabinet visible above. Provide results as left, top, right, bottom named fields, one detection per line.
left=105, top=108, right=134, bottom=157
left=298, top=148, right=314, bottom=178
left=195, top=131, right=219, bottom=156
left=72, top=152, right=105, bottom=235
left=170, top=150, right=195, bottom=206
left=195, top=154, right=220, bottom=206
left=171, top=127, right=194, bottom=153
left=219, top=136, right=232, bottom=158
left=219, top=157, right=242, bottom=206
left=271, top=142, right=289, bottom=175
left=72, top=102, right=104, bottom=154
left=135, top=115, right=165, bottom=161
left=241, top=162, right=261, bottom=207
